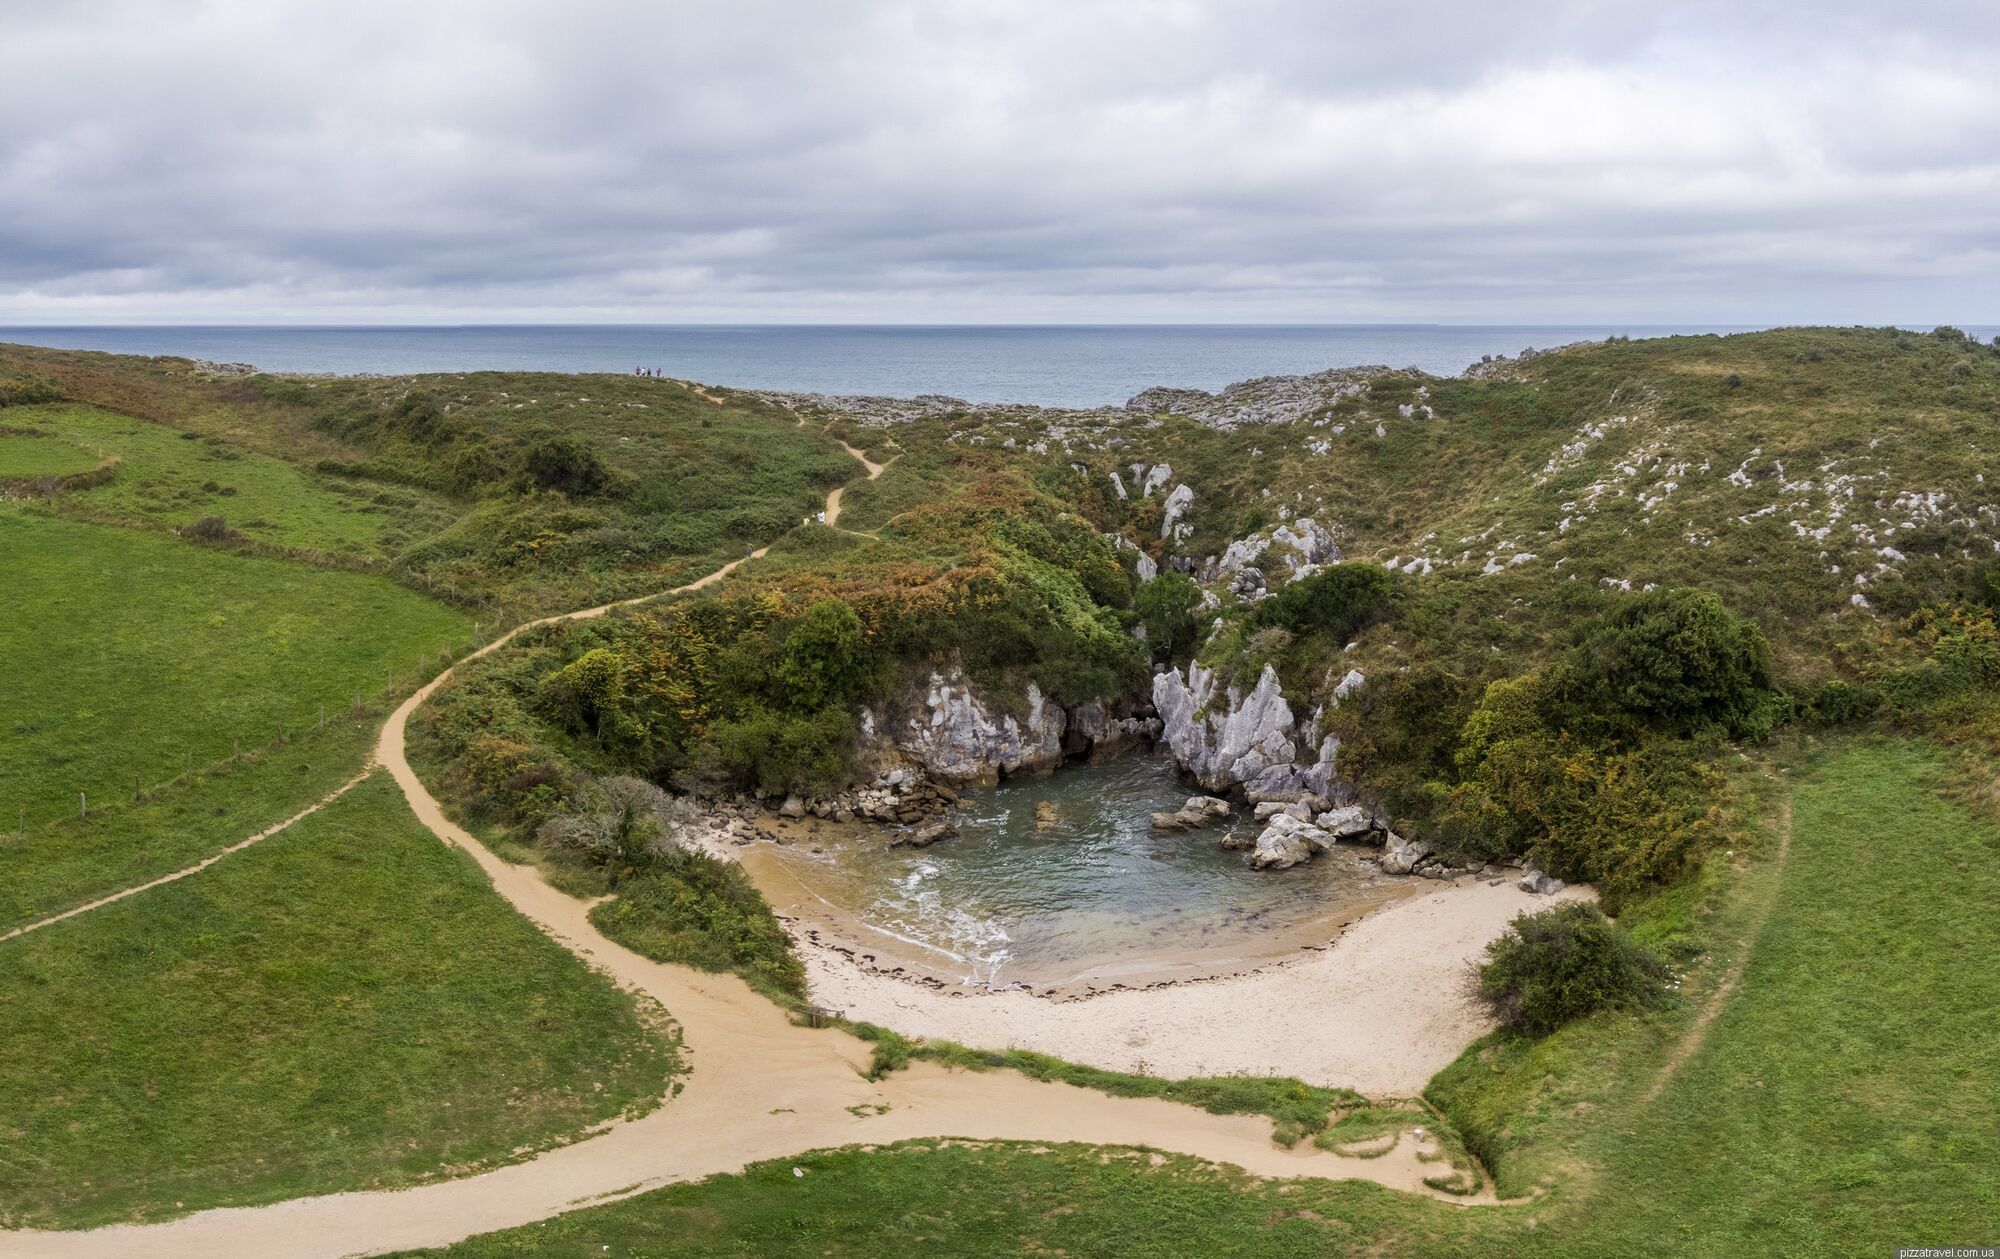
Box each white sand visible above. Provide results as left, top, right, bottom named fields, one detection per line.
left=792, top=876, right=1594, bottom=1096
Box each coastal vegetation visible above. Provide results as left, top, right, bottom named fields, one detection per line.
left=3, top=329, right=1996, bottom=1253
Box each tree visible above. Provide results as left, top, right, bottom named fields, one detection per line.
left=1134, top=571, right=1202, bottom=665
left=1545, top=587, right=1774, bottom=740
left=775, top=598, right=868, bottom=711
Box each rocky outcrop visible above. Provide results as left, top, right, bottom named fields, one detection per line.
left=867, top=667, right=1162, bottom=787
left=1149, top=795, right=1232, bottom=833
left=1208, top=518, right=1342, bottom=588
left=891, top=818, right=957, bottom=848
left=891, top=670, right=1067, bottom=786
left=1160, top=483, right=1195, bottom=544
left=1151, top=662, right=1342, bottom=801
left=1378, top=829, right=1431, bottom=875
left=1248, top=814, right=1331, bottom=870
left=1519, top=868, right=1567, bottom=895
left=1314, top=804, right=1373, bottom=838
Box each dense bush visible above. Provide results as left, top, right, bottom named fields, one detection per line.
left=1543, top=588, right=1775, bottom=741
left=1135, top=571, right=1203, bottom=665
left=1248, top=562, right=1392, bottom=642
left=537, top=775, right=688, bottom=887
left=591, top=847, right=806, bottom=999
left=1431, top=673, right=1725, bottom=909
left=519, top=434, right=610, bottom=496
left=1478, top=903, right=1667, bottom=1036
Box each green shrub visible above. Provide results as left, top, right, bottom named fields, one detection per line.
left=775, top=598, right=871, bottom=710
left=1134, top=571, right=1202, bottom=665
left=1802, top=678, right=1882, bottom=726
left=519, top=434, right=609, bottom=496
left=591, top=847, right=806, bottom=999
left=1248, top=562, right=1393, bottom=641
left=1436, top=674, right=1725, bottom=908
left=1478, top=903, right=1667, bottom=1036
left=1544, top=587, right=1775, bottom=741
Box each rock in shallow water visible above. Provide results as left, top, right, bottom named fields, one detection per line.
left=1149, top=795, right=1232, bottom=833
left=1248, top=814, right=1331, bottom=870
left=892, top=819, right=958, bottom=848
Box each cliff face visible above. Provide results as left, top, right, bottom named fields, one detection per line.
left=1150, top=662, right=1350, bottom=802
left=866, top=667, right=1159, bottom=787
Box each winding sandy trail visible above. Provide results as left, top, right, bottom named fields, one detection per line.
left=0, top=771, right=374, bottom=945
left=1, top=439, right=1506, bottom=1259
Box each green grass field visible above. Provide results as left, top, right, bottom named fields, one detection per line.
left=0, top=772, right=679, bottom=1228
left=12, top=403, right=456, bottom=555
left=0, top=510, right=471, bottom=826
left=402, top=739, right=1999, bottom=1257
left=0, top=710, right=378, bottom=929
left=0, top=431, right=100, bottom=477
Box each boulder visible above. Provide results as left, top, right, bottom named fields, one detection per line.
left=1520, top=870, right=1567, bottom=895
left=1378, top=829, right=1431, bottom=875
left=1314, top=804, right=1373, bottom=838
left=778, top=794, right=806, bottom=819
left=1248, top=814, right=1331, bottom=870
left=1149, top=795, right=1232, bottom=833
left=1033, top=800, right=1061, bottom=832
left=892, top=819, right=957, bottom=849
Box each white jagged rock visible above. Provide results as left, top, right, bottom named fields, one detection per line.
left=1379, top=829, right=1431, bottom=875
left=1151, top=663, right=1341, bottom=800
left=1314, top=804, right=1373, bottom=838
left=1160, top=483, right=1195, bottom=540
left=896, top=669, right=1066, bottom=786
left=1248, top=814, right=1331, bottom=870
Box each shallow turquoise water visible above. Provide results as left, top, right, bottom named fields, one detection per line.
left=756, top=755, right=1397, bottom=990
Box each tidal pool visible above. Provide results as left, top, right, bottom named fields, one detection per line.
left=743, top=755, right=1407, bottom=992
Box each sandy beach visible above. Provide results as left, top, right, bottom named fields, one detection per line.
left=744, top=843, right=1593, bottom=1096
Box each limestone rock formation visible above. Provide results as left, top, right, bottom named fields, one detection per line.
left=1151, top=662, right=1341, bottom=801
left=1247, top=814, right=1330, bottom=870
left=893, top=669, right=1067, bottom=786
left=1149, top=795, right=1232, bottom=833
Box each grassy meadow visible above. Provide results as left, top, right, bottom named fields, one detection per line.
left=0, top=772, right=679, bottom=1228
left=12, top=402, right=456, bottom=555
left=0, top=510, right=470, bottom=827
left=0, top=431, right=101, bottom=477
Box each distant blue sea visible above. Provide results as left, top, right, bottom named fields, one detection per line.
left=3, top=323, right=1986, bottom=409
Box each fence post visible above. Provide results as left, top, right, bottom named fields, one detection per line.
left=79, top=791, right=87, bottom=820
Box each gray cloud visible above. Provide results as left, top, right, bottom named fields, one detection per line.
left=1, top=0, right=1996, bottom=322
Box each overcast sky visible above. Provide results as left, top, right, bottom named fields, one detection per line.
left=2, top=0, right=1995, bottom=324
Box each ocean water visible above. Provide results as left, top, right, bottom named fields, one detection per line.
left=0, top=322, right=1819, bottom=408
left=747, top=755, right=1398, bottom=990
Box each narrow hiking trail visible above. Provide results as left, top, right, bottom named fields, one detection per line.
left=1640, top=788, right=1794, bottom=1106
left=1, top=437, right=1505, bottom=1259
